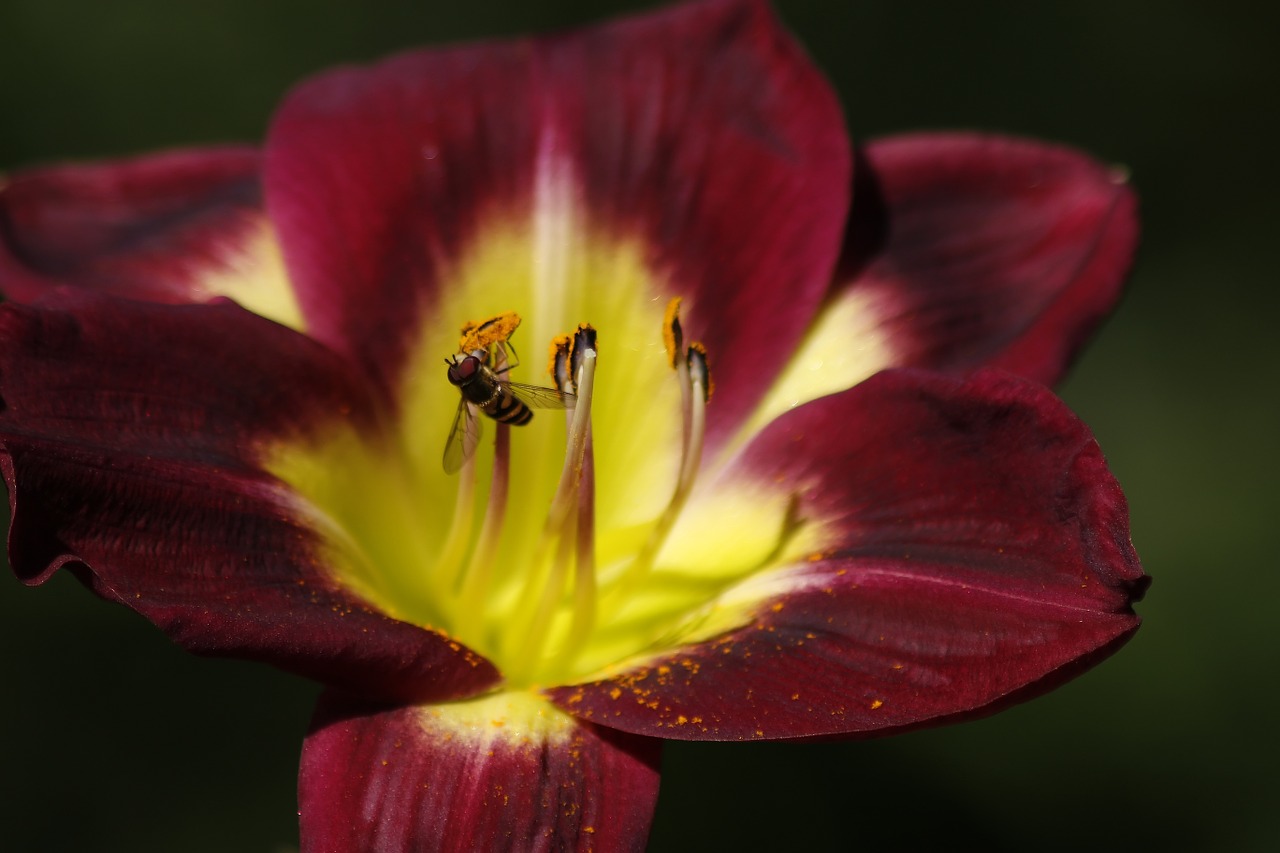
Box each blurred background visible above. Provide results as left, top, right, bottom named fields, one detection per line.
left=1, top=1, right=1274, bottom=850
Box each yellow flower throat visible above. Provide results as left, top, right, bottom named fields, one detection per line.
left=265, top=224, right=825, bottom=692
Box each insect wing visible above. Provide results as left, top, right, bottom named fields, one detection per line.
left=505, top=381, right=576, bottom=410
left=442, top=399, right=483, bottom=474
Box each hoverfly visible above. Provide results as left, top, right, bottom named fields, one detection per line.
left=442, top=346, right=576, bottom=474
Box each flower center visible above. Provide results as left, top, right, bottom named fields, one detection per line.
left=433, top=301, right=710, bottom=686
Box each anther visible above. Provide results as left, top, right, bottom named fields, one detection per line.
left=569, top=325, right=598, bottom=392
left=549, top=334, right=573, bottom=393
left=687, top=342, right=712, bottom=403
left=662, top=297, right=684, bottom=368
left=459, top=310, right=521, bottom=353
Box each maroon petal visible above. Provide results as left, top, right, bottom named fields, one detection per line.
left=300, top=691, right=661, bottom=852
left=0, top=147, right=304, bottom=325
left=264, top=0, right=848, bottom=431
left=836, top=134, right=1137, bottom=385
left=550, top=369, right=1147, bottom=740
left=0, top=291, right=497, bottom=702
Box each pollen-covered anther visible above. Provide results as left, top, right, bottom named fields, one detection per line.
left=662, top=297, right=684, bottom=368
left=548, top=334, right=574, bottom=393
left=687, top=342, right=712, bottom=403
left=569, top=325, right=598, bottom=392
left=459, top=310, right=521, bottom=352
left=677, top=339, right=711, bottom=495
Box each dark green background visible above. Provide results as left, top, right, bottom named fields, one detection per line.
left=2, top=1, right=1274, bottom=850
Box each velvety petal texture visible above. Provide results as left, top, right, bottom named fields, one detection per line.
left=550, top=369, right=1146, bottom=739
left=264, top=0, right=848, bottom=436
left=833, top=134, right=1138, bottom=386
left=0, top=291, right=497, bottom=702
left=301, top=692, right=661, bottom=852
left=0, top=147, right=303, bottom=328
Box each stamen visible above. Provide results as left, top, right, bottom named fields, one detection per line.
left=453, top=355, right=513, bottom=638
left=438, top=317, right=526, bottom=603
left=604, top=330, right=711, bottom=611
left=558, top=391, right=597, bottom=670
left=504, top=328, right=598, bottom=680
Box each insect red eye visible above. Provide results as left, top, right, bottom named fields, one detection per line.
left=447, top=355, right=479, bottom=386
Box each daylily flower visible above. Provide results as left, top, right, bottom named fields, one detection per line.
left=0, top=0, right=1148, bottom=848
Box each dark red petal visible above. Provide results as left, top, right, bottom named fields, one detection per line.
left=299, top=692, right=661, bottom=852
left=264, top=0, right=848, bottom=429
left=836, top=133, right=1138, bottom=385
left=0, top=147, right=275, bottom=300
left=550, top=369, right=1147, bottom=740
left=0, top=291, right=498, bottom=702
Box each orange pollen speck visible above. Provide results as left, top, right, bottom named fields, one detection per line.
left=870, top=699, right=884, bottom=710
